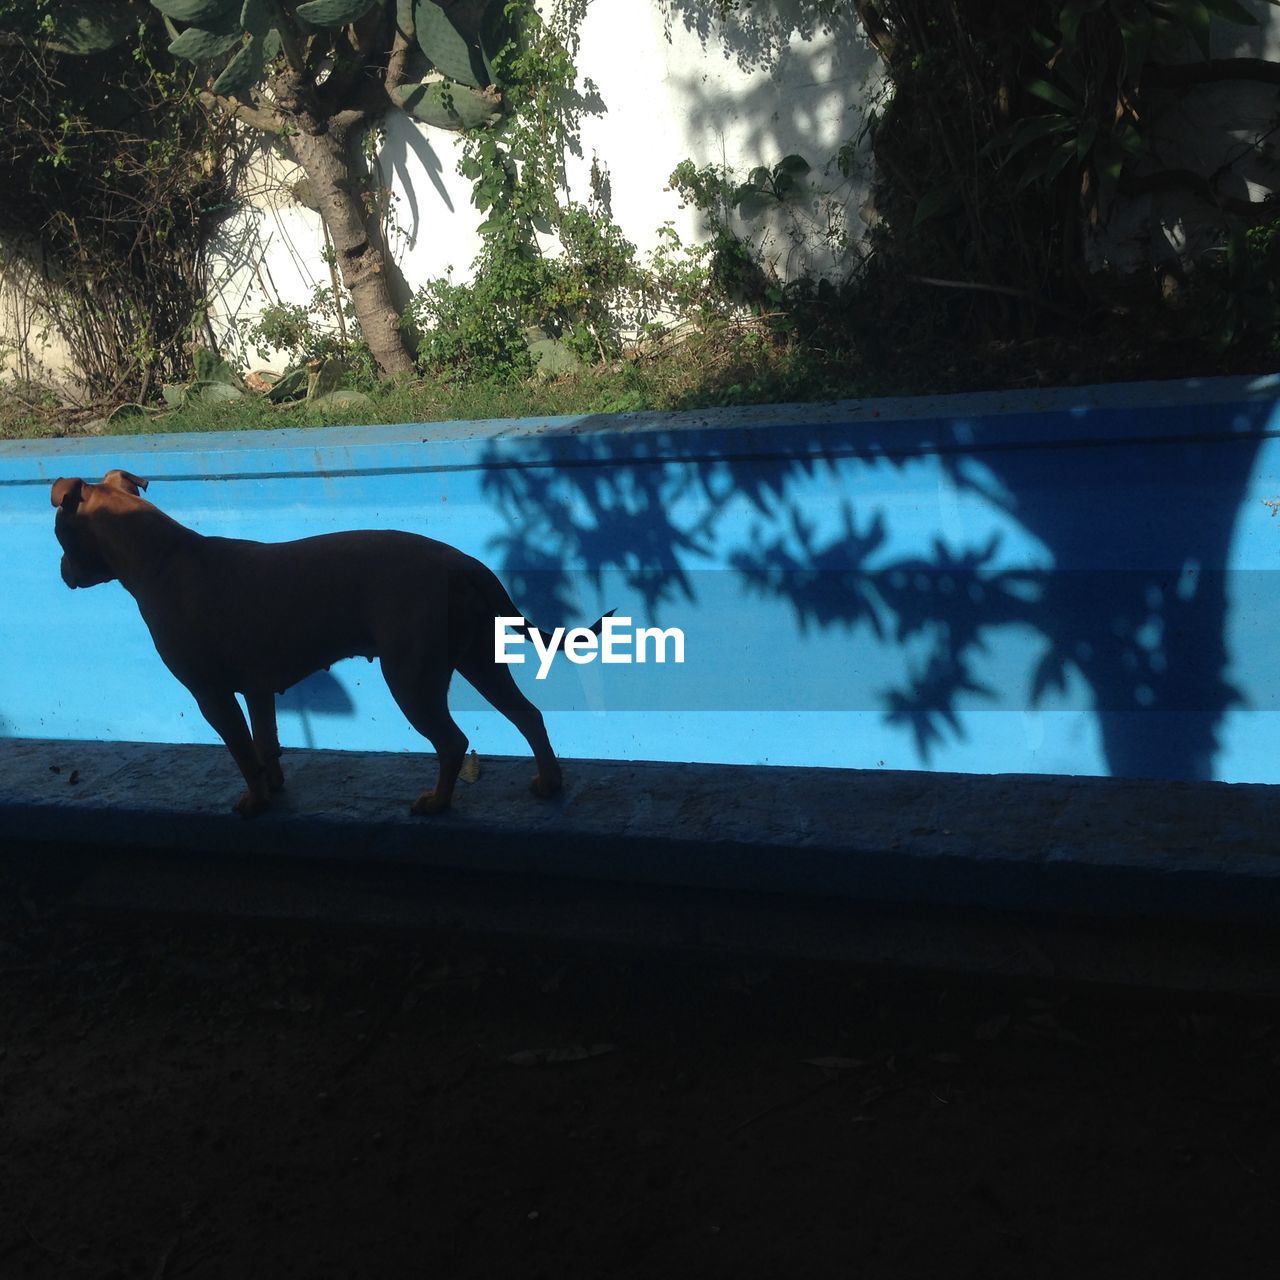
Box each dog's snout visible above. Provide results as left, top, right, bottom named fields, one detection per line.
left=59, top=555, right=80, bottom=589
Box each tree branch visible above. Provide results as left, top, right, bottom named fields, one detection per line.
left=1145, top=58, right=1280, bottom=89
left=851, top=0, right=897, bottom=64
left=199, top=90, right=285, bottom=135
left=906, top=274, right=1080, bottom=319
left=384, top=18, right=416, bottom=98
left=329, top=107, right=369, bottom=139
left=268, top=0, right=309, bottom=78
left=1119, top=168, right=1280, bottom=224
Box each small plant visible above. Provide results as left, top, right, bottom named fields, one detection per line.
left=248, top=287, right=377, bottom=386
left=666, top=159, right=775, bottom=307
left=1197, top=221, right=1280, bottom=354
left=405, top=270, right=535, bottom=382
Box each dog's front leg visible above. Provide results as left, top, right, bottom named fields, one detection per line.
left=193, top=689, right=274, bottom=817
left=245, top=688, right=285, bottom=794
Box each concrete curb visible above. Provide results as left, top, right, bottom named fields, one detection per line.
left=4, top=737, right=1280, bottom=928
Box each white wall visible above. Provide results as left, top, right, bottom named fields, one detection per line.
left=207, top=0, right=882, bottom=371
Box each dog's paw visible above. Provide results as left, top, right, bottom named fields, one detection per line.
left=233, top=789, right=271, bottom=818
left=530, top=773, right=562, bottom=799
left=410, top=790, right=451, bottom=816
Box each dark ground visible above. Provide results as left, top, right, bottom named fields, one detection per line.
left=1, top=856, right=1279, bottom=1280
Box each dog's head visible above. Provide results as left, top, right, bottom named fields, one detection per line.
left=51, top=469, right=149, bottom=589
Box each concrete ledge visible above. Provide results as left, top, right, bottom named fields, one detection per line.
left=4, top=737, right=1280, bottom=928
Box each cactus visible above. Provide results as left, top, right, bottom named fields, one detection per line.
left=413, top=0, right=490, bottom=89
left=168, top=24, right=243, bottom=60
left=153, top=1, right=506, bottom=132
left=392, top=80, right=502, bottom=130
left=211, top=31, right=267, bottom=96
left=151, top=0, right=239, bottom=23
left=239, top=0, right=274, bottom=35
left=295, top=0, right=379, bottom=24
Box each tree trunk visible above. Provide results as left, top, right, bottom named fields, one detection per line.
left=273, top=75, right=414, bottom=377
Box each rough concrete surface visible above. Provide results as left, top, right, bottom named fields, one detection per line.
left=4, top=737, right=1280, bottom=930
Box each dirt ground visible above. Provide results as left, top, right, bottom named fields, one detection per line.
left=2, top=865, right=1279, bottom=1280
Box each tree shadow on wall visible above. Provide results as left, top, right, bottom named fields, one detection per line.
left=477, top=394, right=1274, bottom=780
left=658, top=0, right=859, bottom=75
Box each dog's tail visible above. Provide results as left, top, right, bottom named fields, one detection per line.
left=485, top=573, right=614, bottom=653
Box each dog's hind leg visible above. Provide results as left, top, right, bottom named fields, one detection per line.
left=193, top=688, right=275, bottom=817
left=380, top=652, right=469, bottom=815
left=457, top=658, right=563, bottom=799
left=245, top=688, right=285, bottom=793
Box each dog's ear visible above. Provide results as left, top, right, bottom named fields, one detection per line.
left=50, top=477, right=84, bottom=509
left=101, top=469, right=148, bottom=495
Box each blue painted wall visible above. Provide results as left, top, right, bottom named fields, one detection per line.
left=3, top=374, right=1280, bottom=782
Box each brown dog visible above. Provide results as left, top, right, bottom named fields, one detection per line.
left=52, top=469, right=592, bottom=818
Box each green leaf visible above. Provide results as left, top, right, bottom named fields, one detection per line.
left=266, top=364, right=309, bottom=402
left=1024, top=78, right=1077, bottom=111
left=775, top=153, right=811, bottom=177
left=1029, top=27, right=1058, bottom=56
left=295, top=0, right=378, bottom=26
left=734, top=188, right=771, bottom=218
left=996, top=114, right=1073, bottom=159
left=392, top=80, right=503, bottom=129
left=1046, top=136, right=1079, bottom=182
left=1058, top=0, right=1104, bottom=48
left=414, top=0, right=489, bottom=88
left=46, top=1, right=135, bottom=54
left=1186, top=0, right=1213, bottom=58
left=1044, top=137, right=1079, bottom=183
left=192, top=349, right=243, bottom=386
left=311, top=388, right=375, bottom=410
left=240, top=0, right=273, bottom=37
left=191, top=379, right=244, bottom=401
left=1016, top=138, right=1077, bottom=189
left=211, top=33, right=266, bottom=97
left=151, top=0, right=237, bottom=22
left=169, top=25, right=242, bottom=60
